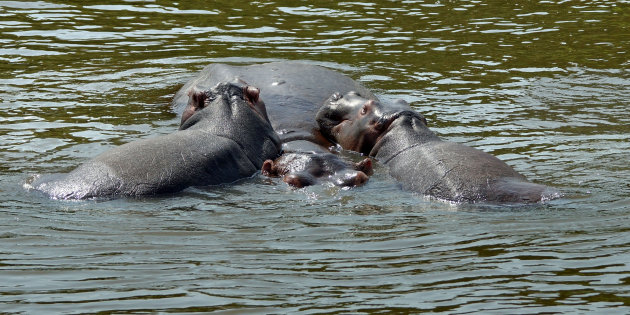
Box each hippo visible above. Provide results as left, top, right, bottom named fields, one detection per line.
left=30, top=82, right=281, bottom=200
left=172, top=62, right=377, bottom=145
left=172, top=61, right=378, bottom=188
left=261, top=140, right=373, bottom=188
left=316, top=92, right=561, bottom=203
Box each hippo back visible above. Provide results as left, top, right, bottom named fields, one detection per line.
left=172, top=62, right=377, bottom=143
left=377, top=139, right=558, bottom=203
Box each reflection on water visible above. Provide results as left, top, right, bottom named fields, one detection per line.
left=1, top=0, right=629, bottom=313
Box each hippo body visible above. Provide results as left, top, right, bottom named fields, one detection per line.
left=172, top=62, right=377, bottom=144
left=32, top=82, right=281, bottom=200
left=316, top=92, right=560, bottom=203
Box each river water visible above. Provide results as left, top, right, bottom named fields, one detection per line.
left=1, top=0, right=629, bottom=313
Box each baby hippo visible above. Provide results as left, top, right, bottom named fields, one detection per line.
left=30, top=82, right=281, bottom=199
left=261, top=141, right=372, bottom=188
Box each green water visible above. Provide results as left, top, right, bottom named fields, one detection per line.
left=1, top=1, right=629, bottom=313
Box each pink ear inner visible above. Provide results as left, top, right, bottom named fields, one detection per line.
left=189, top=88, right=208, bottom=110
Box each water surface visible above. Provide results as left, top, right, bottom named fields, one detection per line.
left=1, top=0, right=629, bottom=313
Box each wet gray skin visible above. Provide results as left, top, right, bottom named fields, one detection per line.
left=31, top=82, right=281, bottom=200
left=316, top=92, right=561, bottom=203
left=173, top=62, right=378, bottom=188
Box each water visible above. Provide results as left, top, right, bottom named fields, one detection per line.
left=1, top=0, right=629, bottom=313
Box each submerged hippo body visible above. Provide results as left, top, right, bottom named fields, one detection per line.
left=262, top=140, right=372, bottom=188
left=31, top=82, right=281, bottom=200
left=316, top=92, right=560, bottom=203
left=172, top=62, right=377, bottom=144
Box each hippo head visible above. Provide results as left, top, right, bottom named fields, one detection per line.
left=315, top=91, right=427, bottom=155
left=261, top=152, right=373, bottom=189
left=178, top=81, right=281, bottom=169
left=180, top=81, right=270, bottom=128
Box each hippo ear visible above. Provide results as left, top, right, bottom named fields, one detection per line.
left=244, top=86, right=260, bottom=104
left=388, top=98, right=412, bottom=114
left=415, top=113, right=428, bottom=127
left=330, top=92, right=342, bottom=102
left=261, top=160, right=276, bottom=177
left=187, top=87, right=209, bottom=110
left=354, top=158, right=373, bottom=176
left=393, top=99, right=409, bottom=107
left=392, top=99, right=410, bottom=111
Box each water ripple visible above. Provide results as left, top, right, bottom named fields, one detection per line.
left=1, top=0, right=629, bottom=313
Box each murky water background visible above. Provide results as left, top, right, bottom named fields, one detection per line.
left=1, top=0, right=629, bottom=313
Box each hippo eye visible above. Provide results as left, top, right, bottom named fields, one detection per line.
left=360, top=105, right=368, bottom=115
